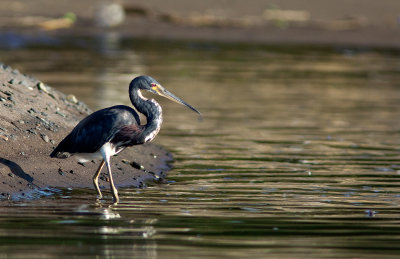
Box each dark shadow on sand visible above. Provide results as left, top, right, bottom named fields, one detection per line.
left=0, top=157, right=34, bottom=183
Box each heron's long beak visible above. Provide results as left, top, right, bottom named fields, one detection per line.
left=155, top=85, right=202, bottom=117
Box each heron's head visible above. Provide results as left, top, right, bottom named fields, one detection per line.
left=130, top=75, right=202, bottom=116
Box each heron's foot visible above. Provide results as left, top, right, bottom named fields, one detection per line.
left=112, top=195, right=120, bottom=204
left=111, top=189, right=119, bottom=204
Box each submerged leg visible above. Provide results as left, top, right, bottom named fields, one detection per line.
left=93, top=160, right=105, bottom=199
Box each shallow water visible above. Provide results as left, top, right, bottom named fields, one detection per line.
left=1, top=38, right=400, bottom=258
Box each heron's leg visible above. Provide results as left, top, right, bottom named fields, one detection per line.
left=104, top=157, right=119, bottom=203
left=100, top=143, right=120, bottom=203
left=93, top=160, right=105, bottom=199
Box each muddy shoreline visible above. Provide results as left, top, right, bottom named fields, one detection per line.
left=0, top=64, right=171, bottom=200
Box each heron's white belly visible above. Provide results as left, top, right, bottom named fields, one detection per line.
left=75, top=152, right=103, bottom=163
left=75, top=142, right=119, bottom=163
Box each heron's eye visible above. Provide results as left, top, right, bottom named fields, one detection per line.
left=151, top=83, right=158, bottom=90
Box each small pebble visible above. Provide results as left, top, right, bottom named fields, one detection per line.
left=7, top=96, right=15, bottom=104
left=66, top=94, right=78, bottom=104
left=41, top=134, right=50, bottom=143
left=37, top=82, right=49, bottom=93
left=131, top=161, right=145, bottom=170
left=27, top=108, right=38, bottom=114
left=152, top=174, right=161, bottom=180
left=55, top=111, right=66, bottom=117
left=121, top=159, right=130, bottom=164
left=26, top=129, right=37, bottom=135
left=2, top=90, right=12, bottom=96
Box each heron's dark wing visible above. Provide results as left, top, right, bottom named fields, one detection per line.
left=111, top=124, right=144, bottom=150
left=50, top=105, right=140, bottom=157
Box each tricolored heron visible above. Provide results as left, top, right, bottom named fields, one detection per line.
left=50, top=75, right=201, bottom=203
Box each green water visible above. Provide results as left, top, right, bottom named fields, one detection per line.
left=1, top=38, right=400, bottom=258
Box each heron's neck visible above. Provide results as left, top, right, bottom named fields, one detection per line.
left=130, top=89, right=163, bottom=143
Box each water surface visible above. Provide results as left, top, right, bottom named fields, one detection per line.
left=1, top=39, right=400, bottom=258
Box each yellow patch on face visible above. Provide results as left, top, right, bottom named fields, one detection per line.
left=151, top=84, right=161, bottom=94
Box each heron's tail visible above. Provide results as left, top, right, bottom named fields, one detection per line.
left=50, top=138, right=72, bottom=158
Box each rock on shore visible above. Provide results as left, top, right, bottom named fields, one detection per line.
left=0, top=63, right=171, bottom=200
